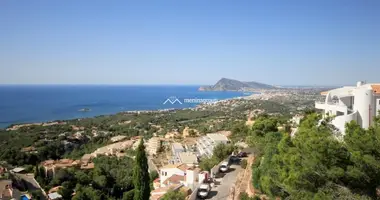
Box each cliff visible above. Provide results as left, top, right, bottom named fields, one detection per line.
left=199, top=78, right=275, bottom=91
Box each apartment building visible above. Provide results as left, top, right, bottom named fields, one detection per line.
left=41, top=157, right=94, bottom=177
left=146, top=137, right=161, bottom=156
left=315, top=81, right=380, bottom=134
left=196, top=133, right=229, bottom=157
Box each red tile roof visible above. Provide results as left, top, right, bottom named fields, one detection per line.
left=371, top=85, right=380, bottom=94
left=163, top=174, right=184, bottom=185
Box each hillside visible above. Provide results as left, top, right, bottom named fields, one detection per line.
left=199, top=78, right=275, bottom=91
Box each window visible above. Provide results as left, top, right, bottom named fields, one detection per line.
left=165, top=172, right=167, bottom=176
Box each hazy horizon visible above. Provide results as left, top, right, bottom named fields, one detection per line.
left=1, top=1, right=379, bottom=86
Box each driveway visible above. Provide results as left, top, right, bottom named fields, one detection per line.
left=197, top=164, right=242, bottom=200
left=14, top=173, right=47, bottom=200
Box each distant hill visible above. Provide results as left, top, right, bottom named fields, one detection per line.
left=199, top=78, right=276, bottom=91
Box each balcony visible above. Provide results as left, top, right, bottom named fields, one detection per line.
left=315, top=101, right=349, bottom=113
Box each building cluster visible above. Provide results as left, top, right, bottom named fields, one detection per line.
left=316, top=81, right=380, bottom=134
left=149, top=132, right=230, bottom=199
left=196, top=133, right=230, bottom=157
left=151, top=163, right=209, bottom=200
left=92, top=139, right=134, bottom=157
left=41, top=156, right=95, bottom=177
left=170, top=143, right=198, bottom=165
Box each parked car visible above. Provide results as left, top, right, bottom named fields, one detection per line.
left=219, top=161, right=230, bottom=173
left=229, top=155, right=241, bottom=164
left=237, top=152, right=248, bottom=157
left=197, top=184, right=211, bottom=199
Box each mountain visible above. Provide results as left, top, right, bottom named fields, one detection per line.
left=199, top=78, right=276, bottom=91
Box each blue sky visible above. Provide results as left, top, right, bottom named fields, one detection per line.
left=0, top=0, right=379, bottom=86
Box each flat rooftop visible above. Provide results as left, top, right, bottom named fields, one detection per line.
left=178, top=152, right=198, bottom=164
left=206, top=133, right=229, bottom=142
left=172, top=143, right=184, bottom=151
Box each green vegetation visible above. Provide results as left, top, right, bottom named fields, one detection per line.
left=247, top=113, right=380, bottom=199
left=239, top=192, right=260, bottom=200
left=33, top=155, right=141, bottom=199
left=160, top=189, right=186, bottom=200
left=0, top=96, right=319, bottom=200
left=240, top=159, right=247, bottom=169
left=199, top=143, right=236, bottom=171
left=133, top=139, right=151, bottom=200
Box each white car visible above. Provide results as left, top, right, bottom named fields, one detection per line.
left=219, top=161, right=230, bottom=173
left=197, top=184, right=211, bottom=199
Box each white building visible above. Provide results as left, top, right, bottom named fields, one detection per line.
left=158, top=164, right=200, bottom=188
left=177, top=152, right=198, bottom=165
left=315, top=81, right=380, bottom=134
left=197, top=133, right=229, bottom=157
left=159, top=164, right=187, bottom=187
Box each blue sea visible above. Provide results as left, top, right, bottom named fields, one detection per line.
left=0, top=85, right=252, bottom=128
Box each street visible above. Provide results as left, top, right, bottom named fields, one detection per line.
left=197, top=164, right=242, bottom=200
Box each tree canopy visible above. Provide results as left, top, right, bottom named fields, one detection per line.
left=133, top=139, right=151, bottom=200
left=250, top=113, right=380, bottom=199
left=160, top=189, right=186, bottom=200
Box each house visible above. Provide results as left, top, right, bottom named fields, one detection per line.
left=0, top=180, right=12, bottom=199
left=41, top=158, right=94, bottom=177
left=196, top=133, right=230, bottom=157
left=48, top=186, right=62, bottom=194
left=0, top=179, right=21, bottom=200
left=42, top=159, right=79, bottom=177
left=159, top=164, right=201, bottom=189
left=162, top=174, right=185, bottom=186
left=159, top=164, right=187, bottom=187
left=315, top=81, right=380, bottom=134
left=20, top=146, right=38, bottom=153
left=48, top=192, right=62, bottom=200
left=153, top=178, right=161, bottom=189
left=10, top=167, right=25, bottom=173
left=290, top=114, right=304, bottom=126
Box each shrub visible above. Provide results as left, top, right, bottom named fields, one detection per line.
left=241, top=159, right=248, bottom=169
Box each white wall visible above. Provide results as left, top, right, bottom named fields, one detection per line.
left=331, top=111, right=358, bottom=134
left=376, top=98, right=380, bottom=116
left=159, top=168, right=185, bottom=187
left=354, top=88, right=373, bottom=128
left=185, top=169, right=198, bottom=188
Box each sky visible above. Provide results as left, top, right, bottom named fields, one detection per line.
left=0, top=0, right=379, bottom=86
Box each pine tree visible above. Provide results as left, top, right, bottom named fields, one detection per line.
left=133, top=139, right=151, bottom=200
left=34, top=165, right=39, bottom=177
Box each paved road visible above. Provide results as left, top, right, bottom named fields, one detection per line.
left=196, top=164, right=242, bottom=200
left=14, top=173, right=47, bottom=200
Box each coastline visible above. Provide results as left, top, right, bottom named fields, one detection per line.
left=2, top=95, right=253, bottom=130
left=2, top=107, right=185, bottom=130
left=0, top=85, right=251, bottom=129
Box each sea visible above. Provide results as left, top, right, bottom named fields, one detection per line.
left=0, top=85, right=254, bottom=128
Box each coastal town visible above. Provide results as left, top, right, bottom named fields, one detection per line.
left=1, top=81, right=380, bottom=200
left=0, top=86, right=323, bottom=200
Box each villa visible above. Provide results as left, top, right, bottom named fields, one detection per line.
left=315, top=81, right=380, bottom=134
